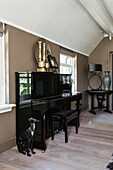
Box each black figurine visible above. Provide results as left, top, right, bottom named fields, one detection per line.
left=17, top=118, right=39, bottom=156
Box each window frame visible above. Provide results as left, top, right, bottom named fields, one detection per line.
left=60, top=52, right=77, bottom=93
left=0, top=23, right=15, bottom=114
left=0, top=26, right=5, bottom=105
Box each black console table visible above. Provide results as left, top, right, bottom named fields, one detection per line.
left=86, top=90, right=113, bottom=115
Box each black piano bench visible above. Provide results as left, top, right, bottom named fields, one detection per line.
left=50, top=109, right=79, bottom=143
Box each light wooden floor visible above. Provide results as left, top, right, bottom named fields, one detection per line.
left=0, top=110, right=113, bottom=170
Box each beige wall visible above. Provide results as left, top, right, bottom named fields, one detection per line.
left=89, top=38, right=113, bottom=79
left=89, top=38, right=113, bottom=109
left=8, top=25, right=60, bottom=103
left=0, top=25, right=88, bottom=153
left=0, top=109, right=16, bottom=153
left=77, top=53, right=88, bottom=110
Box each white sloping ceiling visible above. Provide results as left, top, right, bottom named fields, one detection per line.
left=0, top=0, right=111, bottom=56
left=79, top=0, right=113, bottom=37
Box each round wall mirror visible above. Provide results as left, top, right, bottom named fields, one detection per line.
left=88, top=74, right=102, bottom=90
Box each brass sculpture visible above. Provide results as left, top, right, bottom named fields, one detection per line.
left=34, top=38, right=51, bottom=71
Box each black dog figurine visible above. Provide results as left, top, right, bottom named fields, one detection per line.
left=17, top=117, right=39, bottom=156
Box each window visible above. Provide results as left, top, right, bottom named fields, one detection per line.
left=60, top=52, right=77, bottom=93
left=0, top=23, right=15, bottom=113
left=19, top=73, right=31, bottom=95
left=19, top=73, right=31, bottom=101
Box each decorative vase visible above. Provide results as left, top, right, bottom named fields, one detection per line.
left=103, top=71, right=111, bottom=90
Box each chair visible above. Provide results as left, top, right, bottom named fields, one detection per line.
left=50, top=109, right=79, bottom=143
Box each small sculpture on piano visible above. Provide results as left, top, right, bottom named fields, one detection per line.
left=17, top=117, right=39, bottom=156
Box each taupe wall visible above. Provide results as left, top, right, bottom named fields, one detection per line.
left=77, top=53, right=88, bottom=110
left=0, top=109, right=16, bottom=153
left=89, top=38, right=113, bottom=109
left=0, top=25, right=88, bottom=153
left=89, top=38, right=113, bottom=79
left=8, top=25, right=60, bottom=103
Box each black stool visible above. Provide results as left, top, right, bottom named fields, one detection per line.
left=50, top=109, right=79, bottom=143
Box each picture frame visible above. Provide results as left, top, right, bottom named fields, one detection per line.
left=47, top=55, right=59, bottom=69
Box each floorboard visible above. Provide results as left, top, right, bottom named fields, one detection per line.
left=0, top=110, right=113, bottom=170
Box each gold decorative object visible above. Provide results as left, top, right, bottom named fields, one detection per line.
left=37, top=68, right=46, bottom=72
left=34, top=38, right=51, bottom=71
left=38, top=61, right=46, bottom=68
left=46, top=62, right=49, bottom=69
left=43, top=42, right=46, bottom=61
left=38, top=41, right=42, bottom=62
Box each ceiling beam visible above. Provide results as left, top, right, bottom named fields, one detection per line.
left=104, top=0, right=113, bottom=34
left=79, top=0, right=113, bottom=34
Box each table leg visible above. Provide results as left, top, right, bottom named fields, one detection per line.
left=104, top=94, right=112, bottom=113
left=41, top=112, right=46, bottom=151
left=89, top=95, right=96, bottom=115
left=76, top=99, right=81, bottom=126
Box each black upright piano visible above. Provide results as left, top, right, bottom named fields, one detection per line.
left=15, top=72, right=82, bottom=150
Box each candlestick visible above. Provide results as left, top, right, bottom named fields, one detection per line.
left=38, top=41, right=42, bottom=62
left=43, top=43, right=46, bottom=61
